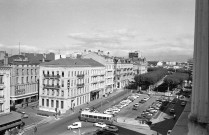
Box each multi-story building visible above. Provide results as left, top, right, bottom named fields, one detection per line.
left=82, top=51, right=114, bottom=94
left=0, top=66, right=11, bottom=113
left=39, top=58, right=105, bottom=113
left=7, top=55, right=40, bottom=107
left=0, top=66, right=23, bottom=134
left=132, top=58, right=147, bottom=75
left=114, top=58, right=134, bottom=89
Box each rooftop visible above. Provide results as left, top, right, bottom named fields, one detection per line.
left=40, top=58, right=105, bottom=67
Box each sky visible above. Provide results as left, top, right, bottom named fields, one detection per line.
left=0, top=0, right=195, bottom=62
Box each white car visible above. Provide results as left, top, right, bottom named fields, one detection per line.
left=167, top=130, right=172, bottom=135
left=93, top=122, right=107, bottom=128
left=67, top=122, right=82, bottom=130
left=143, top=97, right=149, bottom=101
left=104, top=110, right=114, bottom=115
left=83, top=108, right=91, bottom=112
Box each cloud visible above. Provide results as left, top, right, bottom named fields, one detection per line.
left=68, top=29, right=137, bottom=48
left=0, top=43, right=49, bottom=54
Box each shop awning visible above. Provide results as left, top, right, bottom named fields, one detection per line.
left=90, top=89, right=102, bottom=93
left=0, top=111, right=22, bottom=131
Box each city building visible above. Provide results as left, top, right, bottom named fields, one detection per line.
left=114, top=58, right=134, bottom=89
left=7, top=55, right=40, bottom=107
left=132, top=57, right=148, bottom=75
left=0, top=66, right=23, bottom=134
left=128, top=51, right=142, bottom=59
left=39, top=58, right=105, bottom=113
left=82, top=51, right=114, bottom=94
left=0, top=66, right=11, bottom=113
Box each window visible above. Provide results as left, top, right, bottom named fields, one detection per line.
left=47, top=99, right=49, bottom=107
left=42, top=99, right=44, bottom=106
left=22, top=69, right=24, bottom=75
left=61, top=101, right=64, bottom=109
left=61, top=90, right=64, bottom=97
left=0, top=76, right=3, bottom=84
left=52, top=90, right=54, bottom=95
left=27, top=69, right=29, bottom=75
left=75, top=71, right=76, bottom=76
left=35, top=69, right=37, bottom=75
left=31, top=69, right=33, bottom=75
left=42, top=89, right=45, bottom=95
left=52, top=71, right=54, bottom=76
left=57, top=90, right=59, bottom=96
left=51, top=100, right=54, bottom=107
left=16, top=69, right=18, bottom=76
left=71, top=71, right=73, bottom=77
left=21, top=77, right=24, bottom=84
left=57, top=71, right=59, bottom=75
left=47, top=89, right=49, bottom=95
left=26, top=76, right=28, bottom=83
left=62, top=80, right=64, bottom=87
left=62, top=71, right=64, bottom=77
left=31, top=76, right=33, bottom=82
left=68, top=71, right=70, bottom=77
left=43, top=70, right=45, bottom=75
left=35, top=76, right=37, bottom=82
left=56, top=100, right=59, bottom=108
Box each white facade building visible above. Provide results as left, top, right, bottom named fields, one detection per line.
left=0, top=66, right=11, bottom=114
left=39, top=58, right=105, bottom=113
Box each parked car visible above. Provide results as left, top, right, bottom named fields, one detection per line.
left=132, top=106, right=138, bottom=110
left=84, top=108, right=91, bottom=112
left=94, top=129, right=119, bottom=135
left=181, top=101, right=186, bottom=106
left=170, top=108, right=175, bottom=114
left=67, top=122, right=82, bottom=130
left=134, top=103, right=140, bottom=107
left=17, top=110, right=29, bottom=118
left=139, top=100, right=146, bottom=103
left=93, top=122, right=107, bottom=128
left=167, top=130, right=172, bottom=135
left=104, top=125, right=119, bottom=133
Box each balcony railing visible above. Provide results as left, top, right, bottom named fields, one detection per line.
left=0, top=83, right=5, bottom=89
left=77, top=83, right=84, bottom=88
left=43, top=84, right=60, bottom=89
left=43, top=74, right=61, bottom=79
left=0, top=95, right=4, bottom=98
left=77, top=74, right=84, bottom=78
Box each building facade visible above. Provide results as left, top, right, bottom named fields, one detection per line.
left=82, top=52, right=114, bottom=94
left=39, top=58, right=105, bottom=113
left=6, top=55, right=40, bottom=107
left=10, top=64, right=39, bottom=106
left=114, top=58, right=134, bottom=89
left=0, top=66, right=11, bottom=113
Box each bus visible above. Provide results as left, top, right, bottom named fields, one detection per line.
left=78, top=111, right=114, bottom=124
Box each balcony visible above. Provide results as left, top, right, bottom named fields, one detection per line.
left=77, top=83, right=84, bottom=88
left=0, top=83, right=5, bottom=89
left=43, top=74, right=60, bottom=79
left=77, top=74, right=84, bottom=78
left=43, top=84, right=60, bottom=89
left=0, top=95, right=4, bottom=99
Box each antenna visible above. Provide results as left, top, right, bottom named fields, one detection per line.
left=19, top=42, right=20, bottom=55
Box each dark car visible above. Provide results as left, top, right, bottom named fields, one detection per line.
left=181, top=101, right=186, bottom=106
left=104, top=125, right=119, bottom=133
left=94, top=129, right=119, bottom=135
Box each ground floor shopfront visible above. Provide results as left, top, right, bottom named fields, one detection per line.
left=11, top=93, right=38, bottom=108
left=0, top=111, right=24, bottom=134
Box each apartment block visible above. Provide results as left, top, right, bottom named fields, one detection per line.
left=8, top=55, right=39, bottom=107
left=82, top=52, right=114, bottom=94
left=114, top=58, right=134, bottom=89
left=39, top=58, right=105, bottom=113
left=0, top=66, right=11, bottom=113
